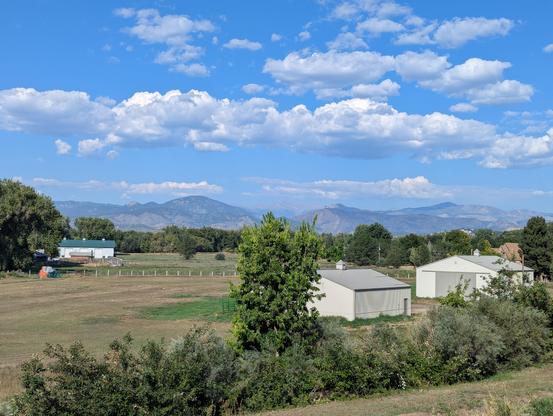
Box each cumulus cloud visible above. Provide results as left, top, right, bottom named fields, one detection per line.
left=396, top=17, right=514, bottom=48
left=115, top=8, right=214, bottom=75
left=327, top=32, right=368, bottom=50
left=249, top=176, right=450, bottom=199
left=223, top=38, right=262, bottom=51
left=1, top=86, right=550, bottom=168
left=298, top=31, right=311, bottom=41
left=271, top=33, right=282, bottom=42
left=464, top=80, right=534, bottom=105
left=544, top=43, right=553, bottom=53
left=394, top=50, right=449, bottom=80
left=29, top=177, right=222, bottom=196
left=242, top=83, right=265, bottom=94
left=450, top=103, right=478, bottom=113
left=54, top=139, right=71, bottom=155
left=356, top=18, right=404, bottom=35
left=263, top=50, right=395, bottom=93
left=315, top=79, right=400, bottom=100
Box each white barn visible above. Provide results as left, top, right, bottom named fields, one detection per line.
left=416, top=254, right=534, bottom=298
left=58, top=239, right=116, bottom=259
left=312, top=262, right=411, bottom=321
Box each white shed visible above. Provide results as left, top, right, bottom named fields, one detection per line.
left=416, top=255, right=534, bottom=298
left=312, top=262, right=411, bottom=321
left=58, top=239, right=116, bottom=259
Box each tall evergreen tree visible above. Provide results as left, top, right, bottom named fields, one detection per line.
left=521, top=216, right=552, bottom=279
left=231, top=213, right=322, bottom=353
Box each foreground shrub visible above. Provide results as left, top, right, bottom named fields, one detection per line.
left=15, top=329, right=237, bottom=416
left=473, top=297, right=550, bottom=369
left=529, top=397, right=553, bottom=416
left=417, top=306, right=504, bottom=383
left=214, top=252, right=225, bottom=261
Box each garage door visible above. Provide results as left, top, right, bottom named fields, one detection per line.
left=435, top=272, right=476, bottom=297
left=355, top=288, right=411, bottom=319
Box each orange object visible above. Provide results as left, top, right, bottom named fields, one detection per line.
left=39, top=267, right=48, bottom=280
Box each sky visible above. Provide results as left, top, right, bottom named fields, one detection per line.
left=1, top=0, right=553, bottom=213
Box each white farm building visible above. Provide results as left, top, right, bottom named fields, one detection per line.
left=416, top=254, right=534, bottom=298
left=312, top=262, right=411, bottom=321
left=58, top=239, right=116, bottom=259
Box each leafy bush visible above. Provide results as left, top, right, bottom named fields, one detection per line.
left=473, top=297, right=550, bottom=369
left=513, top=282, right=553, bottom=328
left=15, top=329, right=238, bottom=416
left=214, top=252, right=225, bottom=261
left=529, top=397, right=553, bottom=416
left=439, top=281, right=469, bottom=308
left=417, top=306, right=504, bottom=382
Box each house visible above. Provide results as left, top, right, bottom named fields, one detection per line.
left=312, top=261, right=411, bottom=321
left=58, top=238, right=116, bottom=259
left=416, top=253, right=533, bottom=298
left=494, top=242, right=522, bottom=262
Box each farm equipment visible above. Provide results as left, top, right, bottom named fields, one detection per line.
left=38, top=266, right=61, bottom=279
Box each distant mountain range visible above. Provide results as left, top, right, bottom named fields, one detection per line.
left=55, top=197, right=553, bottom=235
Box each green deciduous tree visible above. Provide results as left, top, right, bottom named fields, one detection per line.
left=74, top=217, right=116, bottom=240
left=521, top=216, right=553, bottom=279
left=409, top=244, right=431, bottom=267
left=444, top=230, right=472, bottom=255
left=231, top=213, right=322, bottom=353
left=0, top=179, right=68, bottom=271
left=345, top=223, right=392, bottom=266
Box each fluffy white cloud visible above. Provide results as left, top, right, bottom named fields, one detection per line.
left=78, top=138, right=106, bottom=156
left=544, top=43, right=553, bottom=53
left=115, top=8, right=214, bottom=75
left=192, top=141, right=230, bottom=152
left=298, top=31, right=311, bottom=41
left=30, top=177, right=222, bottom=196
left=223, top=38, right=262, bottom=51
left=464, top=80, right=534, bottom=105
left=481, top=130, right=553, bottom=168
left=2, top=86, right=550, bottom=168
left=331, top=0, right=411, bottom=20
left=327, top=32, right=368, bottom=50
left=450, top=103, right=478, bottom=113
left=242, top=83, right=265, bottom=94
left=394, top=50, right=449, bottom=80
left=356, top=18, right=404, bottom=34
left=315, top=79, right=400, bottom=100
left=271, top=33, right=282, bottom=42
left=54, top=139, right=71, bottom=155
left=397, top=17, right=514, bottom=48
left=250, top=176, right=450, bottom=199
left=433, top=17, right=514, bottom=48
left=263, top=50, right=395, bottom=93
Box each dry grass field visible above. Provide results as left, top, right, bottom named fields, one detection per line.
left=0, top=274, right=237, bottom=400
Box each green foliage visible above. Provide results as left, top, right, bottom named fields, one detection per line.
left=214, top=252, right=225, bottom=261
left=0, top=179, right=68, bottom=271
left=522, top=216, right=553, bottom=279
left=176, top=229, right=197, bottom=259
left=444, top=230, right=472, bottom=255
left=409, top=244, right=431, bottom=266
left=513, top=282, right=553, bottom=327
left=15, top=329, right=238, bottom=416
left=439, top=280, right=469, bottom=308
left=74, top=217, right=116, bottom=240
left=231, top=213, right=322, bottom=353
left=345, top=223, right=392, bottom=266
left=529, top=397, right=553, bottom=416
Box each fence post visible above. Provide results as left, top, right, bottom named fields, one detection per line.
left=200, top=270, right=202, bottom=277
left=143, top=270, right=145, bottom=276
left=107, top=269, right=110, bottom=277
left=177, top=270, right=180, bottom=276
left=29, top=270, right=31, bottom=277
left=223, top=271, right=225, bottom=278
left=211, top=271, right=214, bottom=277
left=189, top=270, right=191, bottom=277
left=119, top=270, right=121, bottom=277
left=131, top=270, right=133, bottom=277
left=95, top=269, right=98, bottom=277
left=154, top=269, right=157, bottom=277
left=83, top=269, right=86, bottom=277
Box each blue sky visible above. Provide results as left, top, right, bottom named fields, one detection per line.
left=1, top=0, right=553, bottom=213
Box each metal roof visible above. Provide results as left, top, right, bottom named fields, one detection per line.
left=457, top=255, right=532, bottom=272
left=318, top=268, right=410, bottom=291
left=59, top=239, right=116, bottom=248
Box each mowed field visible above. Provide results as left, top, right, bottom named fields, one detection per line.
left=0, top=273, right=238, bottom=400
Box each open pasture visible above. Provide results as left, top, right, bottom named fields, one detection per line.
left=0, top=274, right=237, bottom=400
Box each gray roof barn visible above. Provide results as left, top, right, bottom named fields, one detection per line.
left=318, top=268, right=410, bottom=291
left=457, top=255, right=532, bottom=272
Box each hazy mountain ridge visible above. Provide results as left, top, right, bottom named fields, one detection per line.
left=55, top=198, right=553, bottom=235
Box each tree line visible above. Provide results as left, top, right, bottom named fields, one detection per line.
left=2, top=179, right=553, bottom=279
